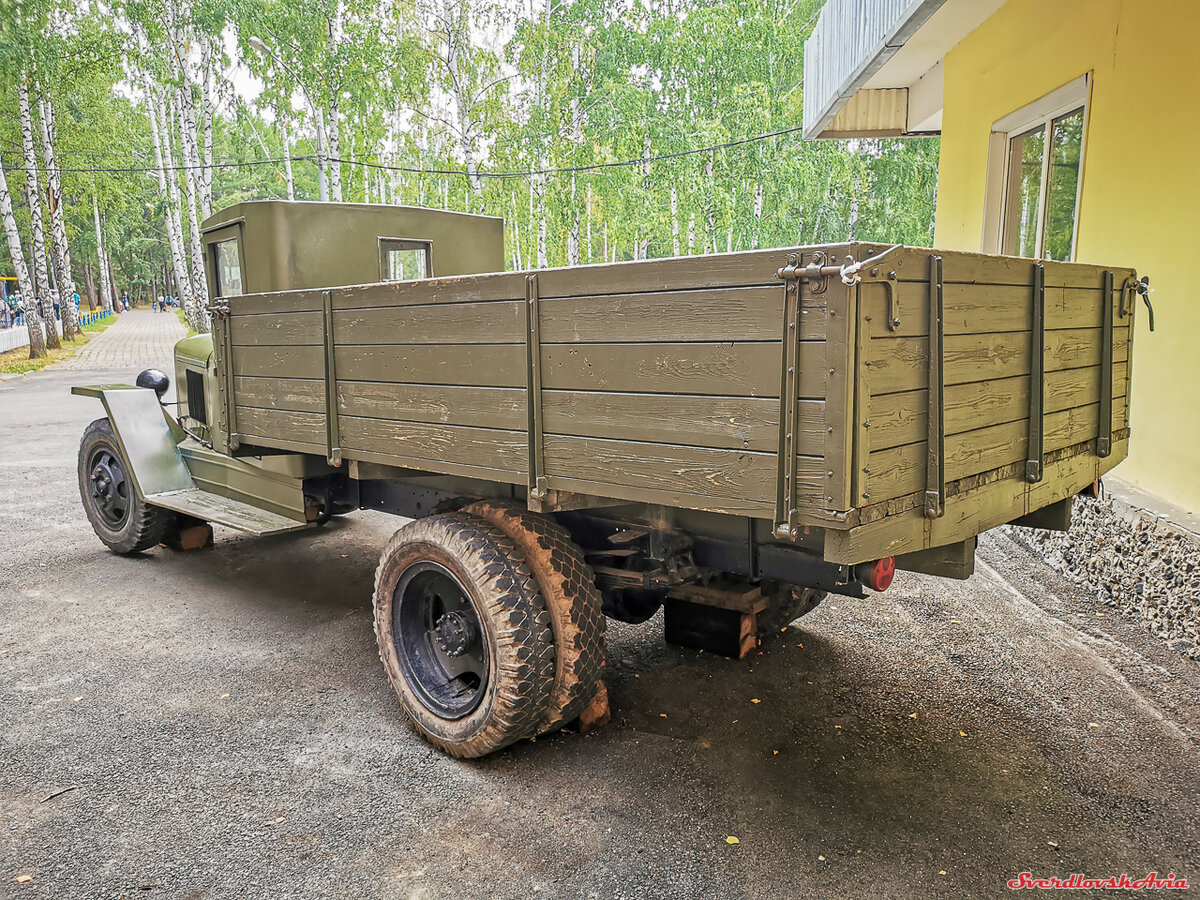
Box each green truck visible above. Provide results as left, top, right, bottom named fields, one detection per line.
left=74, top=200, right=1147, bottom=757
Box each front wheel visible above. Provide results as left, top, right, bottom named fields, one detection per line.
left=373, top=513, right=556, bottom=757
left=78, top=418, right=174, bottom=554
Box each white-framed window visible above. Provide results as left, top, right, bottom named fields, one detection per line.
left=982, top=75, right=1089, bottom=261
left=379, top=238, right=432, bottom=281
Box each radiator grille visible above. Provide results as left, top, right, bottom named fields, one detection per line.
left=186, top=369, right=207, bottom=425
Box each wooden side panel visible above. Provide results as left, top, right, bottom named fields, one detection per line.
left=851, top=247, right=1137, bottom=525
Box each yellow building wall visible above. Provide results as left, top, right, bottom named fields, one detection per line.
left=934, top=0, right=1200, bottom=515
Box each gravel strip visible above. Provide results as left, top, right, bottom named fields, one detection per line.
left=1006, top=494, right=1200, bottom=658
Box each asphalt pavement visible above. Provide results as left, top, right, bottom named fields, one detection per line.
left=1, top=311, right=1197, bottom=899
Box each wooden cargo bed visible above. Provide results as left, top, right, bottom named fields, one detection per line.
left=209, top=243, right=1138, bottom=566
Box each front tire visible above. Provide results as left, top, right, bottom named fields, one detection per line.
left=373, top=513, right=556, bottom=757
left=78, top=417, right=174, bottom=555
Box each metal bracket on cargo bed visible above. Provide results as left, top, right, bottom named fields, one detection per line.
left=1097, top=271, right=1115, bottom=458
left=924, top=255, right=945, bottom=519
left=1025, top=263, right=1046, bottom=483
left=525, top=273, right=548, bottom=502
left=774, top=254, right=805, bottom=539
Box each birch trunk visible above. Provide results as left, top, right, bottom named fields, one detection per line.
left=752, top=183, right=763, bottom=249
left=148, top=89, right=193, bottom=326
left=315, top=108, right=329, bottom=201
left=327, top=4, right=344, bottom=202
left=671, top=188, right=680, bottom=257
left=37, top=91, right=80, bottom=339
left=281, top=118, right=295, bottom=200
left=0, top=159, right=45, bottom=357
left=705, top=154, right=716, bottom=255
left=174, top=89, right=211, bottom=326
left=19, top=77, right=59, bottom=349
left=92, top=195, right=113, bottom=312
left=567, top=174, right=579, bottom=266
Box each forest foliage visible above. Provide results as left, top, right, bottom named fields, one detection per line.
left=0, top=0, right=940, bottom=337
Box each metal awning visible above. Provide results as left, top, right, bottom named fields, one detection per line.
left=802, top=0, right=1003, bottom=139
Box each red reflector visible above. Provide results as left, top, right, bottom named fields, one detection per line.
left=857, top=557, right=895, bottom=591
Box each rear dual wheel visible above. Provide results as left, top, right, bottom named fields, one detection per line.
left=373, top=508, right=605, bottom=757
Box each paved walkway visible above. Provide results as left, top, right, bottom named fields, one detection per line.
left=58, top=308, right=186, bottom=372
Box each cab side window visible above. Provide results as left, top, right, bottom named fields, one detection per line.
left=380, top=239, right=431, bottom=281
left=213, top=238, right=244, bottom=297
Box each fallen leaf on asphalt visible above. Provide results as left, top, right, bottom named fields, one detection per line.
left=220, top=694, right=230, bottom=699
left=959, top=731, right=967, bottom=737
left=1048, top=841, right=1059, bottom=848
left=1087, top=723, right=1099, bottom=728
left=780, top=627, right=787, bottom=633
left=659, top=713, right=667, bottom=718
left=341, top=554, right=349, bottom=558
left=939, top=870, right=947, bottom=876
left=818, top=855, right=826, bottom=861
left=773, top=750, right=779, bottom=755
left=73, top=697, right=82, bottom=703
left=750, top=698, right=761, bottom=704
left=275, top=816, right=286, bottom=823
left=909, top=712, right=918, bottom=719
left=14, top=875, right=32, bottom=883
left=725, top=836, right=739, bottom=844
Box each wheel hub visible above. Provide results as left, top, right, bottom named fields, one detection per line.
left=434, top=610, right=477, bottom=656
left=87, top=453, right=129, bottom=527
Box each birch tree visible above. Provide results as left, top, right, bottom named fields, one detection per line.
left=37, top=90, right=81, bottom=339
left=18, top=76, right=59, bottom=348
left=0, top=160, right=45, bottom=357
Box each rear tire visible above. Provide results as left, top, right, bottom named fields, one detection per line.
left=757, top=583, right=826, bottom=639
left=373, top=513, right=556, bottom=757
left=78, top=417, right=174, bottom=555
left=463, top=500, right=606, bottom=732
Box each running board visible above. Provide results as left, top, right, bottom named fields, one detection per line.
left=146, top=488, right=313, bottom=536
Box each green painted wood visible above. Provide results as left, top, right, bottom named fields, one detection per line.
left=335, top=344, right=526, bottom=387
left=231, top=345, right=325, bottom=380
left=538, top=286, right=826, bottom=343
left=884, top=247, right=1136, bottom=290
left=338, top=382, right=525, bottom=430
left=229, top=290, right=325, bottom=316
left=867, top=362, right=1130, bottom=450
left=331, top=272, right=526, bottom=308
left=229, top=310, right=325, bottom=347
left=859, top=280, right=1110, bottom=338
left=865, top=403, right=1106, bottom=503
left=339, top=416, right=527, bottom=473
left=236, top=406, right=327, bottom=445
left=540, top=341, right=825, bottom=398
left=542, top=434, right=820, bottom=506
left=232, top=376, right=326, bottom=413
left=543, top=391, right=824, bottom=454
left=868, top=326, right=1130, bottom=393
left=334, top=301, right=525, bottom=345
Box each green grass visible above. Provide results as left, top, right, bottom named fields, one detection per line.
left=0, top=314, right=116, bottom=375
left=176, top=308, right=197, bottom=337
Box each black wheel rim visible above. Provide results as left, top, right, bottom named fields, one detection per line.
left=87, top=443, right=131, bottom=529
left=393, top=561, right=488, bottom=719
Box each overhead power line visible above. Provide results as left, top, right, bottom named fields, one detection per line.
left=0, top=122, right=808, bottom=180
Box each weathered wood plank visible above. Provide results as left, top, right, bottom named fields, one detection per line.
left=338, top=381, right=525, bottom=430
left=339, top=416, right=527, bottom=473
left=235, top=406, right=327, bottom=444
left=541, top=341, right=825, bottom=398
left=544, top=434, right=823, bottom=506
left=538, top=286, right=826, bottom=343
left=229, top=311, right=325, bottom=347
left=331, top=272, right=525, bottom=308
left=334, top=301, right=525, bottom=345
left=536, top=246, right=852, bottom=299
left=335, top=344, right=526, bottom=387
left=865, top=403, right=1106, bottom=502
left=542, top=390, right=824, bottom=454
left=867, top=362, right=1130, bottom=450
left=884, top=247, right=1136, bottom=290
left=869, top=326, right=1129, bottom=393
left=232, top=376, right=326, bottom=413
left=824, top=438, right=1127, bottom=564
left=228, top=290, right=324, bottom=316
left=860, top=281, right=1109, bottom=338
left=231, top=345, right=325, bottom=380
